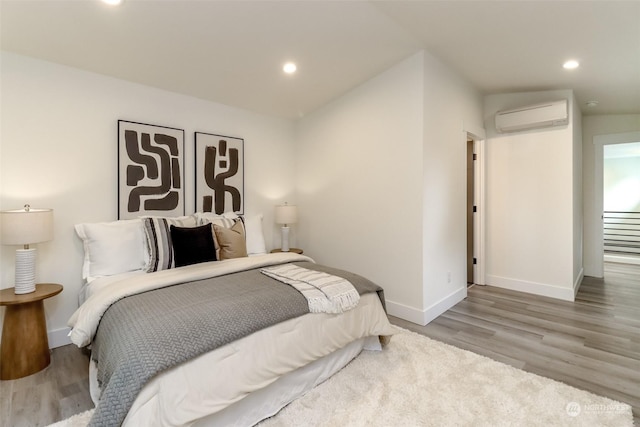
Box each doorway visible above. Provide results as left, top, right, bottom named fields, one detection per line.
left=464, top=129, right=486, bottom=287
left=602, top=141, right=640, bottom=264
left=594, top=131, right=640, bottom=275
left=467, top=138, right=475, bottom=285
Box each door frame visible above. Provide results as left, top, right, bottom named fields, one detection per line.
left=594, top=131, right=640, bottom=274
left=465, top=127, right=486, bottom=285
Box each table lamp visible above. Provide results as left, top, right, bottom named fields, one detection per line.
left=0, top=205, right=54, bottom=294
left=275, top=203, right=298, bottom=252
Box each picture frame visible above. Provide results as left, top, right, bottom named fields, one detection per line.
left=195, top=132, right=244, bottom=215
left=118, top=120, right=185, bottom=219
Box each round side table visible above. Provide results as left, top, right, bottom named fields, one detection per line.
left=270, top=248, right=303, bottom=254
left=0, top=283, right=63, bottom=380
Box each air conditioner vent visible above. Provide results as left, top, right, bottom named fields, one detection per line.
left=495, top=99, right=568, bottom=133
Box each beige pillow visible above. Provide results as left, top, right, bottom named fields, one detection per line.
left=213, top=220, right=248, bottom=260
left=197, top=214, right=246, bottom=259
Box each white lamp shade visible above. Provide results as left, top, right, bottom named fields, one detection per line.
left=1, top=207, right=54, bottom=246
left=275, top=204, right=298, bottom=225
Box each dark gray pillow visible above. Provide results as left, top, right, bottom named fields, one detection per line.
left=170, top=223, right=216, bottom=267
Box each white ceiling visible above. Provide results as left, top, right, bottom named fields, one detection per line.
left=2, top=0, right=639, bottom=120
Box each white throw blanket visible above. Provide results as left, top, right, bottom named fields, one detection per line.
left=261, top=263, right=360, bottom=313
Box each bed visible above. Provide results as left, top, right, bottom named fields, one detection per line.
left=69, top=213, right=395, bottom=426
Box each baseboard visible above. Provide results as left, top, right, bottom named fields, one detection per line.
left=486, top=274, right=575, bottom=301
left=48, top=326, right=72, bottom=349
left=386, top=286, right=466, bottom=326
left=386, top=301, right=426, bottom=325
left=573, top=267, right=584, bottom=298
left=422, top=286, right=467, bottom=324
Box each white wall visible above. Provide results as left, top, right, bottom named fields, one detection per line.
left=421, top=52, right=483, bottom=322
left=572, top=96, right=584, bottom=292
left=483, top=90, right=581, bottom=301
left=296, top=51, right=483, bottom=325
left=296, top=52, right=425, bottom=319
left=583, top=114, right=640, bottom=277
left=0, top=52, right=296, bottom=347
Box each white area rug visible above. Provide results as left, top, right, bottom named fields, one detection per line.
left=49, top=327, right=633, bottom=427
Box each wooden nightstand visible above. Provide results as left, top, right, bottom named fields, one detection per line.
left=0, top=283, right=63, bottom=380
left=270, top=248, right=303, bottom=254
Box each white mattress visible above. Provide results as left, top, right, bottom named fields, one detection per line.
left=90, top=292, right=395, bottom=426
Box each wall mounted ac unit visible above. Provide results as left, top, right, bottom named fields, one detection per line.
left=495, top=99, right=568, bottom=133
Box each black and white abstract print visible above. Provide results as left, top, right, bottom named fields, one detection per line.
left=118, top=120, right=185, bottom=219
left=195, top=132, right=244, bottom=215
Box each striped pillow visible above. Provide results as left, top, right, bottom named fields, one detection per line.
left=143, top=216, right=197, bottom=272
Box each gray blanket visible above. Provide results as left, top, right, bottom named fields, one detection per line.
left=88, top=262, right=385, bottom=426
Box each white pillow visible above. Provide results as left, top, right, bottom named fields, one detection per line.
left=75, top=219, right=148, bottom=282
left=195, top=211, right=239, bottom=223
left=244, top=214, right=267, bottom=255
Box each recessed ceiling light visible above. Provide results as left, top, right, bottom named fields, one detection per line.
left=283, top=63, right=297, bottom=74
left=563, top=60, right=579, bottom=70
left=585, top=101, right=599, bottom=108
left=101, top=0, right=122, bottom=5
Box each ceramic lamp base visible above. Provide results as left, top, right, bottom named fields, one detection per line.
left=14, top=248, right=36, bottom=294
left=280, top=226, right=290, bottom=252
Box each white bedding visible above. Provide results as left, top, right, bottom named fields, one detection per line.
left=75, top=253, right=395, bottom=426
left=69, top=253, right=315, bottom=346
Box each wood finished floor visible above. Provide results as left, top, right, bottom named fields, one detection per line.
left=0, top=345, right=91, bottom=427
left=0, top=262, right=638, bottom=426
left=392, top=262, right=640, bottom=425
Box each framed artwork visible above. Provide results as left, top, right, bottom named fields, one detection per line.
left=195, top=132, right=244, bottom=214
left=118, top=120, right=185, bottom=219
